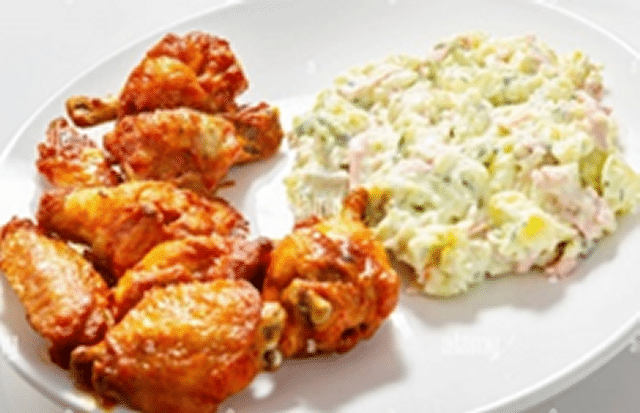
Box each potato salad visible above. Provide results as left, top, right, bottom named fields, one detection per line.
left=285, top=33, right=640, bottom=297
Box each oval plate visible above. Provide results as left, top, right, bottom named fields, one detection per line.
left=0, top=1, right=639, bottom=412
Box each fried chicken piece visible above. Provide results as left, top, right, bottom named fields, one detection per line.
left=103, top=109, right=241, bottom=194
left=112, top=235, right=273, bottom=318
left=103, top=105, right=284, bottom=194
left=70, top=279, right=280, bottom=413
left=36, top=181, right=248, bottom=277
left=0, top=218, right=113, bottom=368
left=66, top=32, right=248, bottom=127
left=263, top=189, right=399, bottom=357
left=224, top=102, right=284, bottom=164
left=36, top=118, right=121, bottom=188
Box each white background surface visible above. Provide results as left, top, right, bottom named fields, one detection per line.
left=0, top=1, right=639, bottom=412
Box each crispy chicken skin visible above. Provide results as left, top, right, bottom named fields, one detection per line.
left=70, top=279, right=263, bottom=413
left=103, top=109, right=242, bottom=194
left=104, top=106, right=284, bottom=195
left=66, top=32, right=248, bottom=127
left=263, top=189, right=400, bottom=357
left=36, top=118, right=121, bottom=188
left=224, top=102, right=285, bottom=165
left=0, top=218, right=113, bottom=368
left=112, top=235, right=273, bottom=318
left=36, top=181, right=248, bottom=277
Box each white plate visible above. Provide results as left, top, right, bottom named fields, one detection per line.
left=1, top=0, right=640, bottom=412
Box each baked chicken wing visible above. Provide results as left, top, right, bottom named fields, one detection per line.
left=103, top=109, right=240, bottom=194
left=103, top=105, right=284, bottom=194
left=112, top=235, right=272, bottom=318
left=70, top=279, right=280, bottom=413
left=263, top=189, right=400, bottom=357
left=36, top=180, right=248, bottom=277
left=66, top=32, right=248, bottom=127
left=0, top=218, right=113, bottom=367
left=36, top=118, right=121, bottom=189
